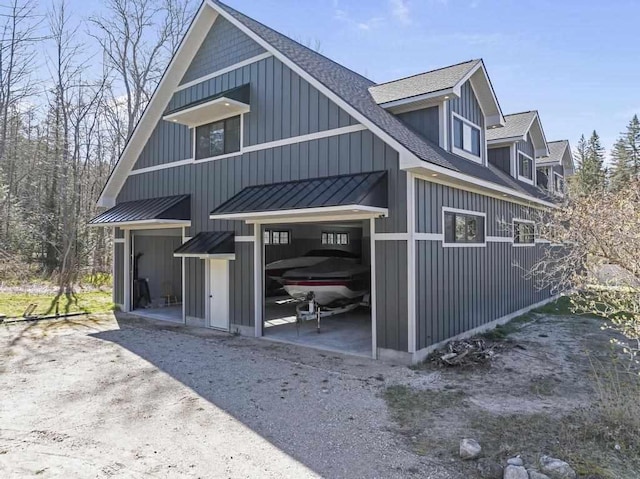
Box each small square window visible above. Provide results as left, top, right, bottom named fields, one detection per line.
left=514, top=221, right=535, bottom=244
left=264, top=230, right=290, bottom=245
left=321, top=232, right=349, bottom=245
left=444, top=210, right=485, bottom=245
left=195, top=115, right=241, bottom=160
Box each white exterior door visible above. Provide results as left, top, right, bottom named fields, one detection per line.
left=208, top=260, right=230, bottom=330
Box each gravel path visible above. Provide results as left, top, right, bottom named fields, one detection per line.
left=0, top=314, right=453, bottom=479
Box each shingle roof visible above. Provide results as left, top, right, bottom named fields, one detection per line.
left=368, top=60, right=480, bottom=105
left=486, top=111, right=536, bottom=141
left=211, top=1, right=551, bottom=204
left=210, top=171, right=388, bottom=215
left=537, top=140, right=569, bottom=166
left=89, top=195, right=190, bottom=225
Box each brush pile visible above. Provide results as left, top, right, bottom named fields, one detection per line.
left=430, top=337, right=501, bottom=367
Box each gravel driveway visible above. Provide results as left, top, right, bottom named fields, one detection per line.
left=0, top=314, right=451, bottom=478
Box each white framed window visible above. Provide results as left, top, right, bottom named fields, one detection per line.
left=194, top=114, right=242, bottom=161
left=513, top=219, right=535, bottom=246
left=264, top=230, right=290, bottom=245
left=517, top=151, right=534, bottom=184
left=321, top=232, right=349, bottom=245
left=554, top=172, right=565, bottom=196
left=442, top=207, right=486, bottom=248
left=451, top=112, right=482, bottom=163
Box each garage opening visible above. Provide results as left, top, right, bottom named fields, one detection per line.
left=262, top=220, right=372, bottom=357
left=130, top=228, right=183, bottom=323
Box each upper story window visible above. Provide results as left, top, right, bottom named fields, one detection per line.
left=518, top=152, right=533, bottom=183
left=452, top=113, right=482, bottom=163
left=443, top=207, right=486, bottom=247
left=554, top=172, right=565, bottom=195
left=513, top=220, right=535, bottom=245
left=195, top=115, right=241, bottom=160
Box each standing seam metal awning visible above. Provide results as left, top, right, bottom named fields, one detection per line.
left=88, top=195, right=191, bottom=227
left=209, top=171, right=388, bottom=223
left=173, top=232, right=235, bottom=259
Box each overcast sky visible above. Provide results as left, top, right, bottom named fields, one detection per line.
left=67, top=0, right=640, bottom=159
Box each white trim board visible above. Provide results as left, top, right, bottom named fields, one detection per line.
left=127, top=124, right=366, bottom=177
left=211, top=205, right=388, bottom=223
left=234, top=235, right=255, bottom=242
left=175, top=52, right=273, bottom=92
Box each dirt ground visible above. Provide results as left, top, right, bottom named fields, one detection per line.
left=0, top=311, right=636, bottom=478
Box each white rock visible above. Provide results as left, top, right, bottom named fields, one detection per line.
left=459, top=438, right=482, bottom=460
left=528, top=471, right=551, bottom=479
left=503, top=465, right=528, bottom=479
left=507, top=457, right=524, bottom=466
left=538, top=456, right=576, bottom=479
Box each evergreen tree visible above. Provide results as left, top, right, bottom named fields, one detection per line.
left=609, top=137, right=631, bottom=192
left=625, top=114, right=640, bottom=178
left=573, top=131, right=606, bottom=194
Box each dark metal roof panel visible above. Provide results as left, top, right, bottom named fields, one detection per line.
left=89, top=195, right=190, bottom=224
left=174, top=232, right=235, bottom=255
left=211, top=171, right=387, bottom=215
left=165, top=84, right=250, bottom=115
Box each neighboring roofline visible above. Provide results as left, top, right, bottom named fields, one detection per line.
left=373, top=59, right=479, bottom=88
left=97, top=0, right=553, bottom=211
left=487, top=111, right=549, bottom=157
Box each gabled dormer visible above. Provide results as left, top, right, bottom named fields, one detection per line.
left=368, top=59, right=504, bottom=165
left=536, top=140, right=574, bottom=196
left=486, top=111, right=549, bottom=186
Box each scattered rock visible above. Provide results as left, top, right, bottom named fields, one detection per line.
left=476, top=458, right=503, bottom=479
left=503, top=465, right=528, bottom=479
left=538, top=456, right=576, bottom=479
left=528, top=471, right=551, bottom=479
left=431, top=338, right=502, bottom=367
left=507, top=457, right=524, bottom=466
left=459, top=438, right=481, bottom=460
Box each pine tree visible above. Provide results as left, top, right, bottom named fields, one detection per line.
left=609, top=137, right=631, bottom=192
left=625, top=114, right=640, bottom=178
left=573, top=131, right=606, bottom=194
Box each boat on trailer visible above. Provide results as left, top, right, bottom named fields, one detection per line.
left=281, top=258, right=370, bottom=306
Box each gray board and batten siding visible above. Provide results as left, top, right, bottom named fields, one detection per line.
left=414, top=178, right=552, bottom=350
left=396, top=106, right=439, bottom=145
left=488, top=146, right=511, bottom=175
left=517, top=132, right=535, bottom=159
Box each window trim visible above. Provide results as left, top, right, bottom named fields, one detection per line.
left=442, top=206, right=487, bottom=248
left=553, top=171, right=565, bottom=196
left=512, top=218, right=536, bottom=247
left=192, top=113, right=244, bottom=162
left=451, top=112, right=483, bottom=164
left=263, top=229, right=291, bottom=245
left=321, top=231, right=350, bottom=246
left=517, top=150, right=534, bottom=185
